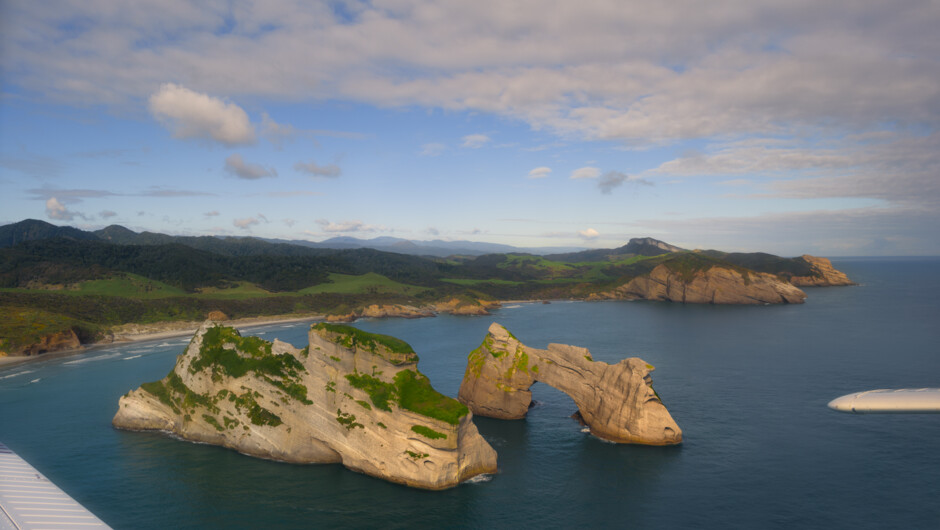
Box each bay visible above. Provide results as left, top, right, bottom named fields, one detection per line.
left=1, top=258, right=939, bottom=528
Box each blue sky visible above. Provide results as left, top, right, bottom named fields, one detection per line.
left=1, top=1, right=938, bottom=256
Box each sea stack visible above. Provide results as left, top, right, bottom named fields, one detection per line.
left=113, top=321, right=497, bottom=490
left=458, top=323, right=682, bottom=445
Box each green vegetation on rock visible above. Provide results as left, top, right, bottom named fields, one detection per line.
left=313, top=323, right=418, bottom=364
left=411, top=425, right=447, bottom=440
left=345, top=369, right=468, bottom=425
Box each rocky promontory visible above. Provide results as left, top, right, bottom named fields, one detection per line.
left=113, top=321, right=497, bottom=490
left=458, top=323, right=682, bottom=445
left=594, top=263, right=807, bottom=305
left=790, top=255, right=856, bottom=287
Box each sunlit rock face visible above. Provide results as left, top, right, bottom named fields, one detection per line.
left=458, top=323, right=682, bottom=446
left=790, top=255, right=856, bottom=287
left=114, top=321, right=497, bottom=490
left=604, top=264, right=807, bottom=305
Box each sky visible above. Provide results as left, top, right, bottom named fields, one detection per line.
left=1, top=1, right=938, bottom=256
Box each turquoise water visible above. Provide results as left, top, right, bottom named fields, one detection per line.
left=2, top=258, right=939, bottom=528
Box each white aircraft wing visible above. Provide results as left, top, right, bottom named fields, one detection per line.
left=828, top=388, right=940, bottom=413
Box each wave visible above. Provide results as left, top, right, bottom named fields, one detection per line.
left=64, top=352, right=122, bottom=365
left=29, top=378, right=41, bottom=384
left=503, top=304, right=522, bottom=309
left=0, top=370, right=34, bottom=380
left=123, top=354, right=142, bottom=360
left=464, top=473, right=493, bottom=484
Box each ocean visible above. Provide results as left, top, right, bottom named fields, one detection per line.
left=1, top=258, right=938, bottom=529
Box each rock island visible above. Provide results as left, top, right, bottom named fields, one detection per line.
left=113, top=321, right=497, bottom=490
left=459, top=323, right=682, bottom=445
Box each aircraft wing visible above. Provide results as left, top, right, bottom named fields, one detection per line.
left=828, top=388, right=940, bottom=413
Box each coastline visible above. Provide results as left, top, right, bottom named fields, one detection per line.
left=0, top=313, right=327, bottom=370
left=0, top=300, right=546, bottom=370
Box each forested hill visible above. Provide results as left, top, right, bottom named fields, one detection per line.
left=0, top=238, right=444, bottom=292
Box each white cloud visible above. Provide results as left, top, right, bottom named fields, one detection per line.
left=527, top=166, right=552, bottom=179
left=224, top=154, right=277, bottom=180
left=461, top=134, right=491, bottom=148
left=99, top=210, right=117, bottom=218
left=149, top=84, right=255, bottom=146
left=204, top=210, right=220, bottom=217
left=420, top=143, right=446, bottom=156
left=578, top=228, right=600, bottom=240
left=315, top=219, right=384, bottom=233
left=45, top=197, right=85, bottom=221
left=570, top=166, right=600, bottom=179
left=233, top=217, right=260, bottom=229
left=294, top=160, right=341, bottom=178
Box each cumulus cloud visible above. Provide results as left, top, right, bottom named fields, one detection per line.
left=570, top=166, right=600, bottom=179
left=461, top=134, right=491, bottom=148
left=294, top=160, right=341, bottom=178
left=527, top=166, right=552, bottom=179
left=149, top=83, right=255, bottom=146
left=425, top=227, right=440, bottom=236
left=233, top=217, right=261, bottom=229
left=578, top=228, right=600, bottom=240
left=316, top=219, right=384, bottom=233
left=205, top=210, right=220, bottom=217
left=99, top=210, right=117, bottom=218
left=45, top=197, right=86, bottom=221
left=224, top=154, right=277, bottom=180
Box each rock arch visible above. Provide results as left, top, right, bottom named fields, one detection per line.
left=458, top=323, right=682, bottom=445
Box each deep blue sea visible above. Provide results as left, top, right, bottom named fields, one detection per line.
left=2, top=258, right=939, bottom=529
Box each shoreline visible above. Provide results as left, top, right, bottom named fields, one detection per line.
left=0, top=299, right=570, bottom=370
left=0, top=313, right=327, bottom=370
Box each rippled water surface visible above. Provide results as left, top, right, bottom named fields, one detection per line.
left=2, top=258, right=939, bottom=528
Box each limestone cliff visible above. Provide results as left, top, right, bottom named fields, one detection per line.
left=113, top=321, right=497, bottom=490
left=790, top=255, right=855, bottom=287
left=458, top=323, right=682, bottom=445
left=597, top=263, right=806, bottom=305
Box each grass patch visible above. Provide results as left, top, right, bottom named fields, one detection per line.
left=299, top=272, right=428, bottom=296
left=345, top=369, right=468, bottom=425
left=313, top=323, right=418, bottom=363
left=394, top=370, right=468, bottom=426
left=336, top=409, right=364, bottom=430
left=411, top=424, right=447, bottom=440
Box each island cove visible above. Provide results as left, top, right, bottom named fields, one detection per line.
left=113, top=321, right=681, bottom=489
left=0, top=219, right=855, bottom=358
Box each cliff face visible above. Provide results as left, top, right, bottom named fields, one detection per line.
left=113, top=322, right=497, bottom=490
left=2, top=329, right=82, bottom=357
left=790, top=255, right=855, bottom=287
left=601, top=264, right=807, bottom=304
left=458, top=323, right=682, bottom=445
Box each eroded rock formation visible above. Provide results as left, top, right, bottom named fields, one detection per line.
left=598, top=264, right=807, bottom=304
left=458, top=323, right=682, bottom=445
left=2, top=329, right=83, bottom=357
left=113, top=321, right=496, bottom=490
left=790, top=255, right=856, bottom=286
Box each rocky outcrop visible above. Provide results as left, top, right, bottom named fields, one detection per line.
left=113, top=321, right=497, bottom=490
left=458, top=323, right=682, bottom=445
left=790, top=255, right=855, bottom=287
left=599, top=264, right=807, bottom=305
left=10, top=329, right=82, bottom=356
left=434, top=298, right=500, bottom=316
left=207, top=310, right=229, bottom=321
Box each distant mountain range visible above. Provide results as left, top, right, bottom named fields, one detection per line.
left=0, top=219, right=585, bottom=258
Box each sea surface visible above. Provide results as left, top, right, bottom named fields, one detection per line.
left=1, top=258, right=939, bottom=529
